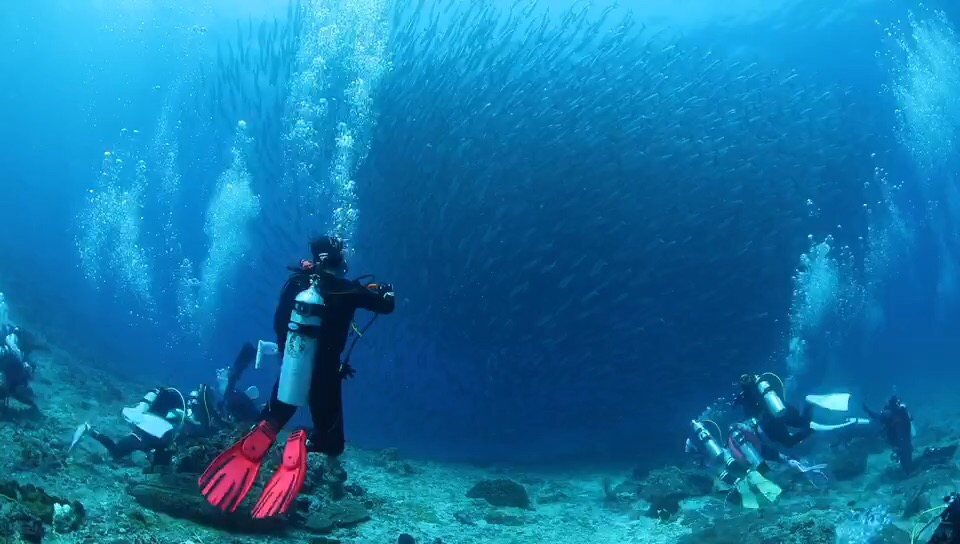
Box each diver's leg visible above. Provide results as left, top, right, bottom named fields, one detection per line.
left=307, top=363, right=345, bottom=457
left=12, top=385, right=37, bottom=410
left=226, top=342, right=257, bottom=394
left=0, top=373, right=9, bottom=405
left=91, top=432, right=143, bottom=460
left=259, top=378, right=297, bottom=429
left=782, top=404, right=812, bottom=428
left=898, top=447, right=914, bottom=474
left=780, top=427, right=814, bottom=448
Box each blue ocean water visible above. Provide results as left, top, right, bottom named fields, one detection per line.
left=0, top=0, right=958, bottom=474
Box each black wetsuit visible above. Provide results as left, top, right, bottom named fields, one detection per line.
left=931, top=495, right=960, bottom=544
left=0, top=325, right=36, bottom=409
left=735, top=389, right=813, bottom=448
left=220, top=342, right=260, bottom=423
left=261, top=272, right=395, bottom=456
left=864, top=400, right=913, bottom=473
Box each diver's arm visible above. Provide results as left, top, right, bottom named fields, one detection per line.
left=353, top=282, right=395, bottom=314
left=226, top=342, right=256, bottom=394
left=862, top=404, right=882, bottom=421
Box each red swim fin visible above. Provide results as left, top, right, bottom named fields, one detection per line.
left=198, top=421, right=278, bottom=512
left=251, top=429, right=308, bottom=518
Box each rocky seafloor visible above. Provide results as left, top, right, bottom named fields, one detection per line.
left=1, top=328, right=958, bottom=543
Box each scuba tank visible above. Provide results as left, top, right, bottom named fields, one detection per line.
left=691, top=420, right=740, bottom=486
left=122, top=387, right=184, bottom=440
left=277, top=273, right=325, bottom=406
left=691, top=420, right=725, bottom=461
left=730, top=425, right=766, bottom=470
left=755, top=376, right=787, bottom=418
left=126, top=388, right=160, bottom=418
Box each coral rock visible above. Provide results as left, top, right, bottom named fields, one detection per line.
left=305, top=499, right=371, bottom=534
left=466, top=479, right=531, bottom=509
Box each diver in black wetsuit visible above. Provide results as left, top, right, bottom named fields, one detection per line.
left=733, top=374, right=814, bottom=448
left=261, top=235, right=396, bottom=456
left=0, top=325, right=38, bottom=411
left=864, top=395, right=914, bottom=472
left=929, top=493, right=960, bottom=543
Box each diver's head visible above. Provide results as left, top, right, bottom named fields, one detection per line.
left=309, top=235, right=348, bottom=276
left=187, top=385, right=213, bottom=426
left=886, top=395, right=903, bottom=409
left=739, top=374, right=757, bottom=390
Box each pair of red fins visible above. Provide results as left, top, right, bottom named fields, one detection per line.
left=198, top=421, right=308, bottom=518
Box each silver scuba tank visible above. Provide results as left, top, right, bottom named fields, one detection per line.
left=756, top=378, right=787, bottom=418
left=691, top=420, right=741, bottom=484
left=126, top=388, right=160, bottom=418
left=730, top=427, right=764, bottom=469
left=277, top=275, right=325, bottom=406
left=691, top=420, right=724, bottom=461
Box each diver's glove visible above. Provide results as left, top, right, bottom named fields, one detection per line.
left=339, top=362, right=357, bottom=380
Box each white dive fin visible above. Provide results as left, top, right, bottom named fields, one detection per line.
left=68, top=423, right=90, bottom=453
left=255, top=340, right=279, bottom=370
left=135, top=412, right=175, bottom=439
left=244, top=385, right=260, bottom=400
left=805, top=393, right=850, bottom=412
left=810, top=418, right=863, bottom=432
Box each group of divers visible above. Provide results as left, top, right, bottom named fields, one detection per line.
left=1, top=236, right=396, bottom=518
left=686, top=372, right=960, bottom=542
left=1, top=236, right=959, bottom=540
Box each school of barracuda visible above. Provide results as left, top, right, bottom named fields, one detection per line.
left=177, top=0, right=891, bottom=446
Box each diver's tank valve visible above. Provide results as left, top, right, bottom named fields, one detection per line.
left=730, top=427, right=765, bottom=470
left=756, top=377, right=787, bottom=418
left=278, top=274, right=325, bottom=406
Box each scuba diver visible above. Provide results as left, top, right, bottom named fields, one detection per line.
left=863, top=395, right=958, bottom=475
left=863, top=395, right=914, bottom=472
left=0, top=325, right=38, bottom=411
left=685, top=419, right=783, bottom=509
left=734, top=372, right=867, bottom=449
left=199, top=234, right=396, bottom=518
left=70, top=384, right=216, bottom=465
left=926, top=492, right=960, bottom=544
left=216, top=341, right=263, bottom=424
